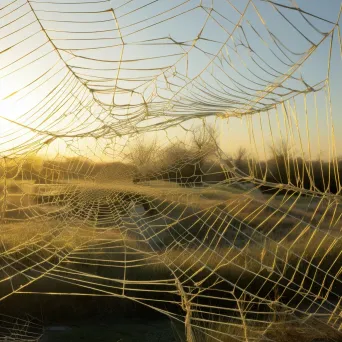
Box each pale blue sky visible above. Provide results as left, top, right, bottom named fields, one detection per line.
left=0, top=0, right=341, bottom=161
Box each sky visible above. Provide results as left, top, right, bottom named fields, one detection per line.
left=0, top=0, right=342, bottom=162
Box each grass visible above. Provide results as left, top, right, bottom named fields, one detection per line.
left=43, top=317, right=176, bottom=342
left=0, top=180, right=340, bottom=341
left=0, top=216, right=339, bottom=340
left=189, top=316, right=342, bottom=342
left=0, top=179, right=30, bottom=194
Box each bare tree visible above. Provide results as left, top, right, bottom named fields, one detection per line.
left=160, top=142, right=193, bottom=167
left=127, top=135, right=160, bottom=174
left=235, top=147, right=247, bottom=164
left=269, top=139, right=292, bottom=160
left=191, top=123, right=219, bottom=153
left=267, top=139, right=296, bottom=185
left=158, top=142, right=204, bottom=186
left=233, top=146, right=248, bottom=172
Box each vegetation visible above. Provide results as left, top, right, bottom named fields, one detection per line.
left=0, top=130, right=341, bottom=341
left=189, top=316, right=342, bottom=342
left=1, top=131, right=341, bottom=197
left=128, top=134, right=342, bottom=196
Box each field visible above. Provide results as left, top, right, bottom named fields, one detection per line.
left=0, top=177, right=341, bottom=341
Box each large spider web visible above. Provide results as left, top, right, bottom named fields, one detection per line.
left=0, top=0, right=342, bottom=341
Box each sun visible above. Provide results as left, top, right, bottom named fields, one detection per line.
left=0, top=93, right=36, bottom=154
left=0, top=90, right=24, bottom=130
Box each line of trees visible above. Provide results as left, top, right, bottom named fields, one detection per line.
left=129, top=129, right=342, bottom=194
left=0, top=156, right=136, bottom=184
left=129, top=125, right=219, bottom=187
left=1, top=126, right=341, bottom=195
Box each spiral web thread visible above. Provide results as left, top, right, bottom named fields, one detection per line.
left=0, top=0, right=342, bottom=341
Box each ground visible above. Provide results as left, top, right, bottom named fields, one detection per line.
left=42, top=318, right=180, bottom=342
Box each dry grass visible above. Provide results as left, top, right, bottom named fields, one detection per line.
left=0, top=181, right=340, bottom=340
left=0, top=219, right=127, bottom=254
left=1, top=181, right=340, bottom=287
left=190, top=316, right=342, bottom=342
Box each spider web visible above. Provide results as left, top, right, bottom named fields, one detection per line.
left=0, top=0, right=342, bottom=341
